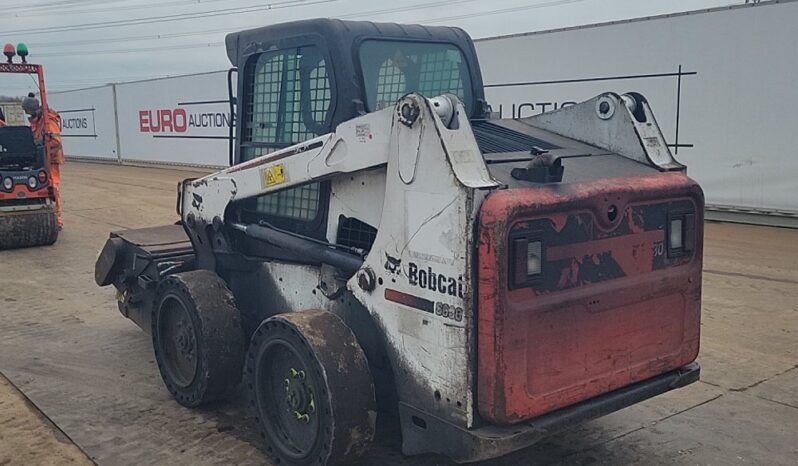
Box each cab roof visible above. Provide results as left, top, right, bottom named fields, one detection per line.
left=224, top=18, right=488, bottom=121
left=225, top=18, right=476, bottom=67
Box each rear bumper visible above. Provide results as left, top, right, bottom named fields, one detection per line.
left=399, top=362, right=700, bottom=463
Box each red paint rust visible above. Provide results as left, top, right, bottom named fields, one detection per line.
left=477, top=172, right=704, bottom=425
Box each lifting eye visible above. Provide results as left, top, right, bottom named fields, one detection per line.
left=607, top=205, right=618, bottom=222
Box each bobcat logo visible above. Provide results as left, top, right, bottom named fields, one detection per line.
left=384, top=253, right=401, bottom=274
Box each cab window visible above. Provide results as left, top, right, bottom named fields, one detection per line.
left=359, top=40, right=473, bottom=113
left=238, top=45, right=332, bottom=236
left=242, top=46, right=332, bottom=160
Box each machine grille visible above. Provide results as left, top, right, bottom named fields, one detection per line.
left=258, top=183, right=321, bottom=221
left=336, top=216, right=377, bottom=252
left=471, top=121, right=560, bottom=154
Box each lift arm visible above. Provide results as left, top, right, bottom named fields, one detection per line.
left=181, top=105, right=392, bottom=227
left=180, top=94, right=497, bottom=227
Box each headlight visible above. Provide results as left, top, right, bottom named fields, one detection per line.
left=2, top=177, right=12, bottom=191
left=28, top=176, right=38, bottom=189
left=511, top=236, right=543, bottom=288
left=37, top=170, right=47, bottom=184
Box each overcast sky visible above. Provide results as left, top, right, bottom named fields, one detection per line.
left=2, top=0, right=746, bottom=95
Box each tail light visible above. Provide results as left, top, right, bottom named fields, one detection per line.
left=670, top=218, right=684, bottom=250
left=37, top=170, right=48, bottom=184
left=668, top=212, right=696, bottom=257
left=510, top=234, right=543, bottom=288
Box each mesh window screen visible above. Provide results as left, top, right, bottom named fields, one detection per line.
left=309, top=64, right=332, bottom=124
left=243, top=46, right=331, bottom=160
left=259, top=182, right=320, bottom=221
left=245, top=53, right=284, bottom=148
left=360, top=40, right=472, bottom=113
left=336, top=216, right=378, bottom=252
left=375, top=61, right=406, bottom=110
left=419, top=51, right=464, bottom=100
left=241, top=46, right=331, bottom=223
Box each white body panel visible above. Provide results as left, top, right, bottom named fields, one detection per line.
left=346, top=96, right=486, bottom=427
left=326, top=168, right=386, bottom=244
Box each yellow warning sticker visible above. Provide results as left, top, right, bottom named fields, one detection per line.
left=262, top=164, right=286, bottom=187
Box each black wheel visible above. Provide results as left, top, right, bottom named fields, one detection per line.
left=246, top=310, right=376, bottom=466
left=152, top=269, right=245, bottom=407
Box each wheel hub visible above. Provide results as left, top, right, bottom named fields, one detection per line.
left=174, top=317, right=195, bottom=361
left=284, top=368, right=315, bottom=423
left=158, top=296, right=199, bottom=388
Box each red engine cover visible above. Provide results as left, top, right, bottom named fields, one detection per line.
left=477, top=172, right=703, bottom=425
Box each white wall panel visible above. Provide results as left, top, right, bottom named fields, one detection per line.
left=49, top=85, right=118, bottom=161
left=114, top=71, right=232, bottom=167
left=46, top=2, right=797, bottom=213
left=475, top=1, right=798, bottom=213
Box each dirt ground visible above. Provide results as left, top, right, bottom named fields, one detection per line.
left=0, top=161, right=796, bottom=465
left=0, top=373, right=93, bottom=465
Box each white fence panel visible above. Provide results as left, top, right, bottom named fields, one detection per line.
left=46, top=2, right=798, bottom=216
left=49, top=85, right=118, bottom=161
left=114, top=71, right=231, bottom=167
left=475, top=1, right=798, bottom=214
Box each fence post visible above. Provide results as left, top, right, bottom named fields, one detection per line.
left=111, top=83, right=122, bottom=164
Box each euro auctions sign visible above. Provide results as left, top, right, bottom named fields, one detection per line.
left=138, top=108, right=233, bottom=134
left=112, top=70, right=234, bottom=166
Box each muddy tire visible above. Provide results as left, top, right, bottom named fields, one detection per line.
left=246, top=310, right=376, bottom=466
left=0, top=208, right=58, bottom=250
left=152, top=269, right=245, bottom=407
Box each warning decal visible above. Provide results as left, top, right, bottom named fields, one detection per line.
left=262, top=164, right=287, bottom=188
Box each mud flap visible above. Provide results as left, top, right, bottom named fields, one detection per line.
left=0, top=208, right=58, bottom=250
